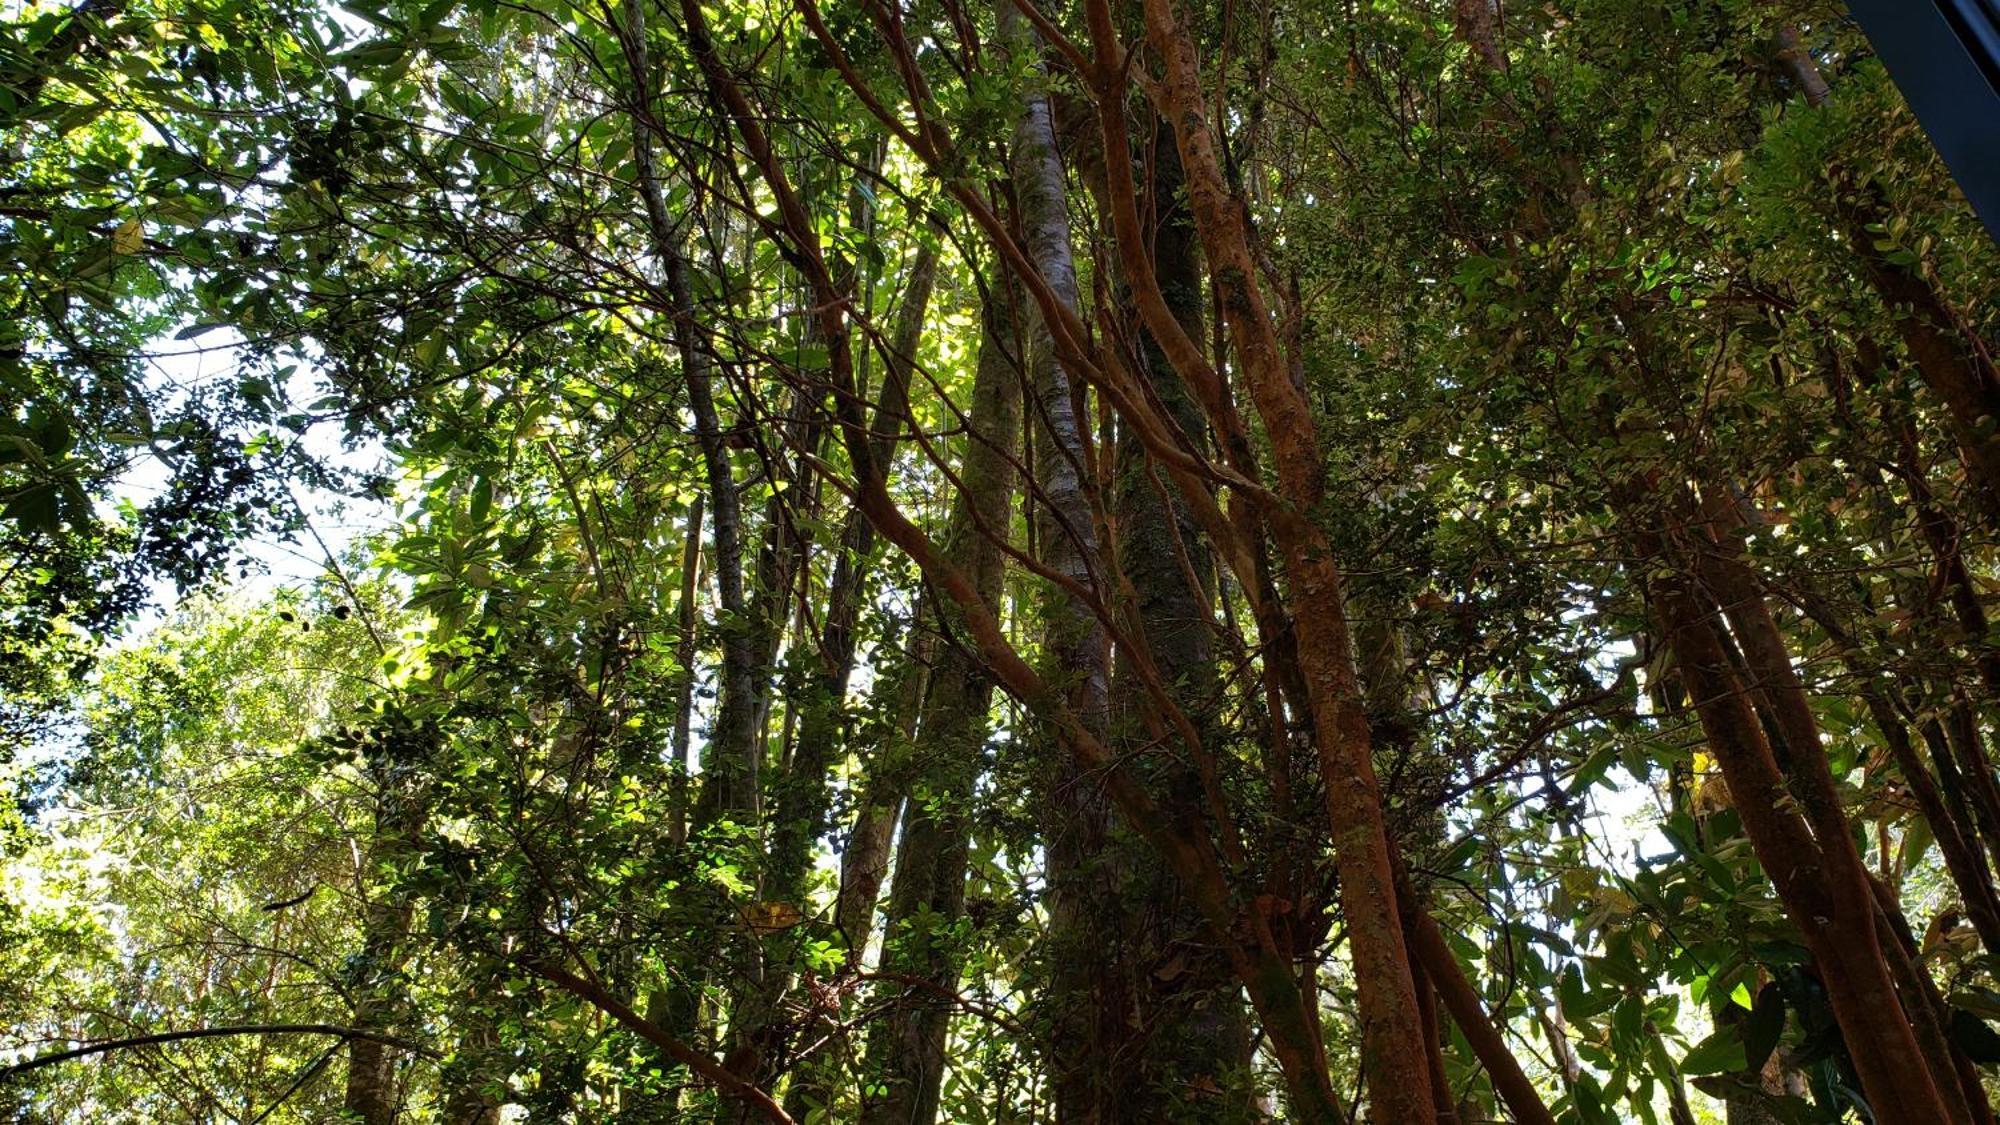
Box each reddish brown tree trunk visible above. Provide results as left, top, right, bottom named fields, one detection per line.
left=1869, top=877, right=1994, bottom=1124
left=1775, top=24, right=2000, bottom=525
left=1129, top=1, right=1435, bottom=1118
left=1631, top=502, right=1958, bottom=1123
left=1401, top=883, right=1558, bottom=1125
left=1846, top=218, right=2000, bottom=524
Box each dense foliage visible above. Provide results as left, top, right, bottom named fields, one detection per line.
left=3, top=0, right=1999, bottom=1121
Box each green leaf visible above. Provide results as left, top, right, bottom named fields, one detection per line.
left=339, top=38, right=408, bottom=66
left=2, top=481, right=61, bottom=532
left=1743, top=985, right=1786, bottom=1072
left=469, top=476, right=492, bottom=525
left=1680, top=1026, right=1747, bottom=1076
left=1436, top=834, right=1480, bottom=874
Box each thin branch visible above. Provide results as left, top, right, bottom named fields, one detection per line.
left=2, top=1024, right=436, bottom=1079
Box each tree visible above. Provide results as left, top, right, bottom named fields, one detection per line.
left=6, top=1, right=2000, bottom=1122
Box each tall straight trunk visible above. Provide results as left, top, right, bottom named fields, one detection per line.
left=742, top=239, right=942, bottom=1113
left=620, top=2, right=757, bottom=1093
left=1000, top=0, right=1106, bottom=719
left=1101, top=121, right=1254, bottom=1121
left=1921, top=711, right=2000, bottom=881
left=344, top=773, right=419, bottom=1125
left=1604, top=233, right=1967, bottom=1116
left=860, top=283, right=1025, bottom=1125
left=1871, top=877, right=1997, bottom=1125
left=782, top=608, right=932, bottom=1121
left=802, top=6, right=1368, bottom=1113
left=1130, top=0, right=1433, bottom=1117
left=343, top=931, right=401, bottom=1125
left=1003, top=5, right=1108, bottom=720
left=834, top=783, right=901, bottom=943
left=834, top=607, right=933, bottom=951
left=1943, top=699, right=2000, bottom=871
left=725, top=391, right=820, bottom=832
left=621, top=0, right=755, bottom=825
left=666, top=7, right=989, bottom=1111
left=995, top=5, right=1119, bottom=1118
left=1074, top=95, right=1255, bottom=1117
left=671, top=495, right=705, bottom=849
left=1411, top=956, right=1460, bottom=1125
left=1697, top=489, right=1995, bottom=1109
left=679, top=235, right=760, bottom=828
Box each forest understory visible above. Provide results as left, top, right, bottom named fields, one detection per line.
left=4, top=0, right=2000, bottom=1122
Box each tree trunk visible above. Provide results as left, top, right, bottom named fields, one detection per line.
left=860, top=282, right=1025, bottom=1125
left=995, top=7, right=1120, bottom=1119
left=1131, top=1, right=1433, bottom=1117
left=622, top=1, right=760, bottom=1094
left=1869, top=876, right=1995, bottom=1125
left=671, top=495, right=704, bottom=849
left=640, top=145, right=756, bottom=833
left=1800, top=358, right=2000, bottom=955
left=1624, top=487, right=1960, bottom=1123
left=1837, top=198, right=2000, bottom=525
left=344, top=774, right=419, bottom=1125
left=1411, top=956, right=1461, bottom=1125
left=1401, top=887, right=1558, bottom=1125
left=343, top=1011, right=399, bottom=1125
left=1073, top=96, right=1257, bottom=1118
left=441, top=1022, right=504, bottom=1125
left=1865, top=692, right=2000, bottom=955
left=1772, top=23, right=2000, bottom=526
left=834, top=612, right=933, bottom=953
left=728, top=237, right=942, bottom=1113
left=781, top=606, right=933, bottom=1122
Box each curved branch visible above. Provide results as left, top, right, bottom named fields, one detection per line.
left=1, top=1024, right=436, bottom=1079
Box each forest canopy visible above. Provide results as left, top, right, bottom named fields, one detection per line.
left=3, top=0, right=1998, bottom=1121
